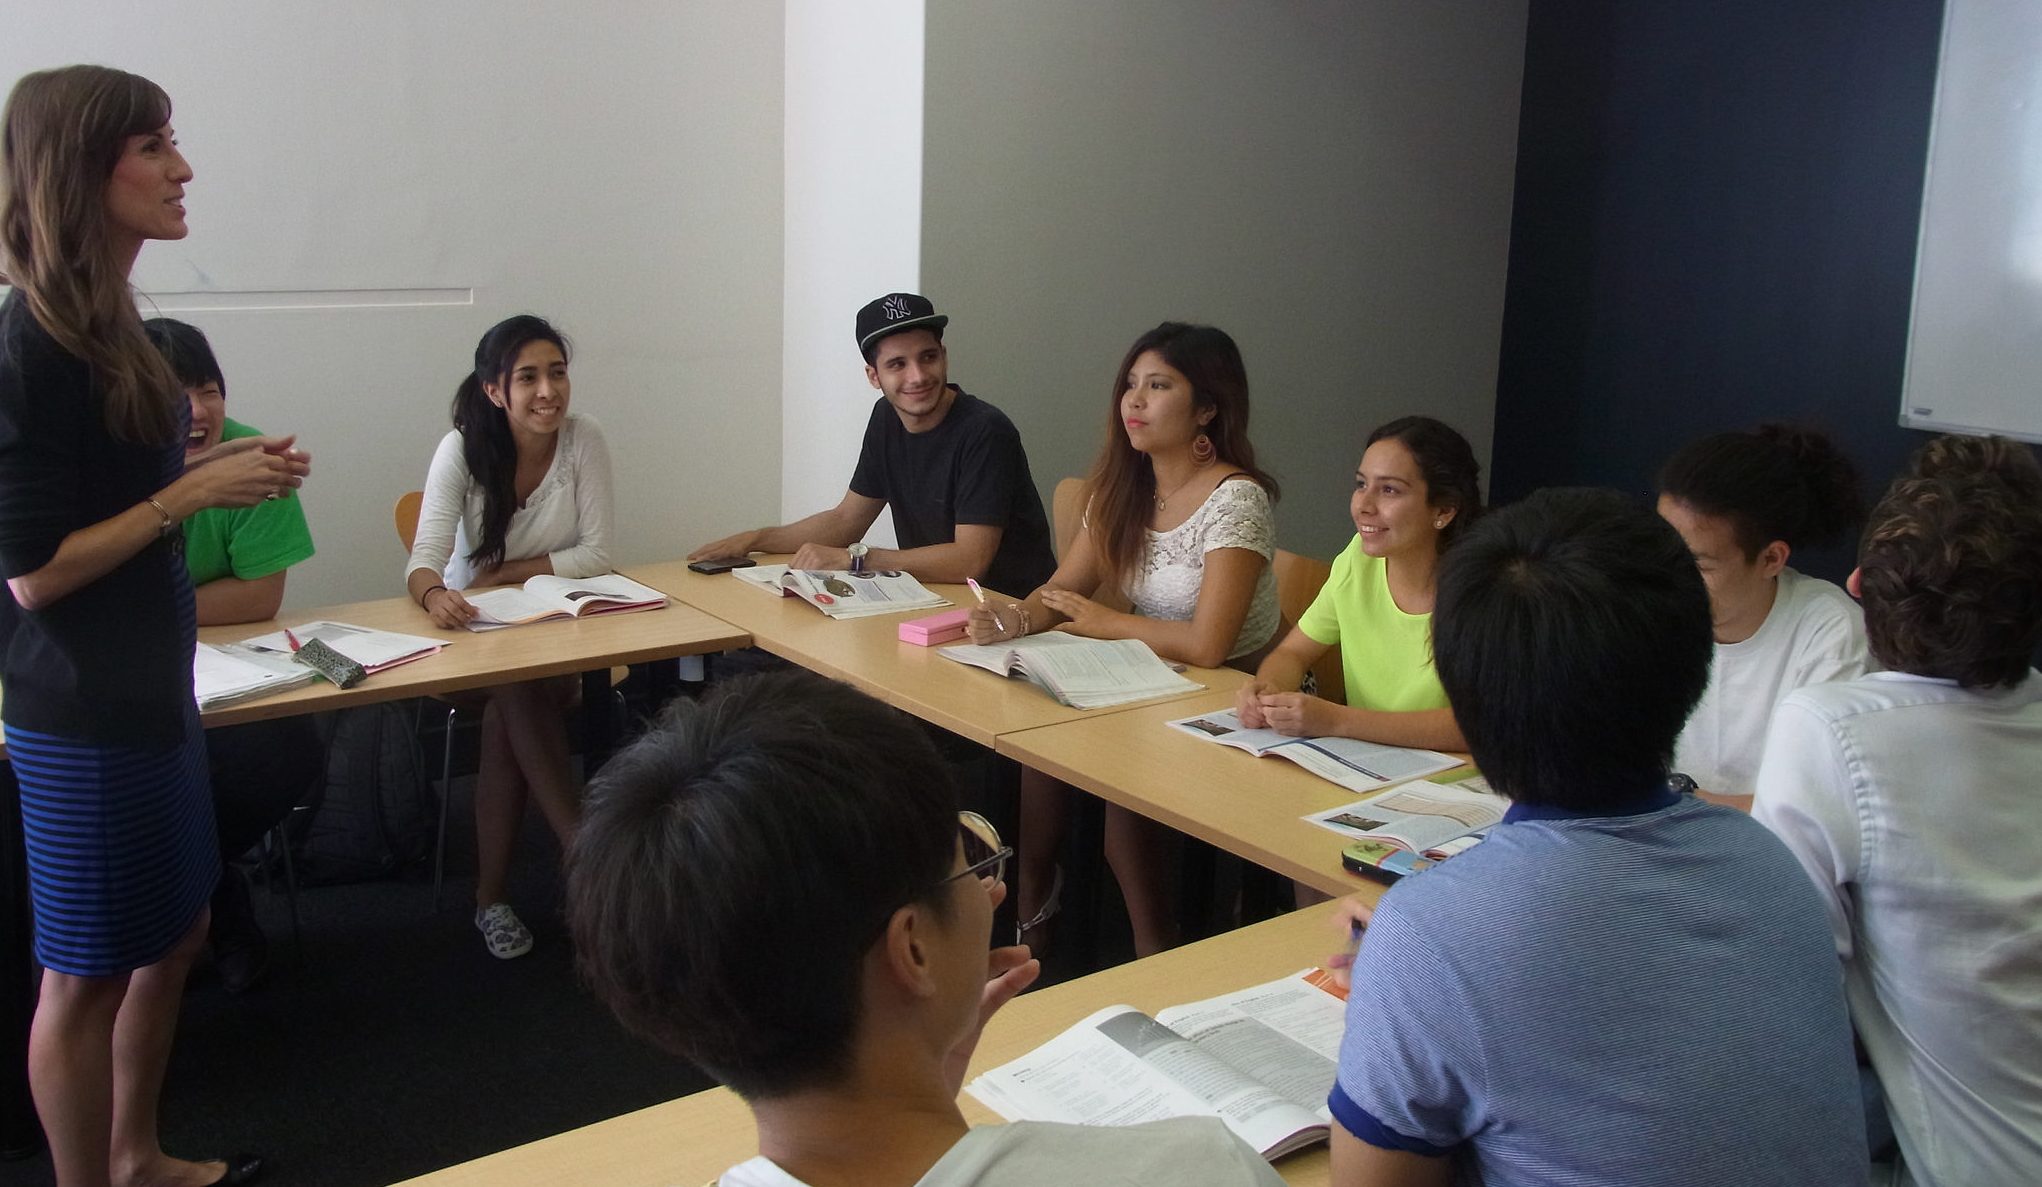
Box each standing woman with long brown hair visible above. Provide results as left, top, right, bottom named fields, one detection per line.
left=967, top=322, right=1280, bottom=955
left=1, top=65, right=306, bottom=1186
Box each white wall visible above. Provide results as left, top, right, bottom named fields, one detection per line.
left=780, top=0, right=925, bottom=544
left=921, top=0, right=1526, bottom=561
left=4, top=2, right=784, bottom=609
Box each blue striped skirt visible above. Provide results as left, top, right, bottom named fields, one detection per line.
left=7, top=716, right=218, bottom=977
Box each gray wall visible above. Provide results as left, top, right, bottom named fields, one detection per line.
left=921, top=0, right=1526, bottom=560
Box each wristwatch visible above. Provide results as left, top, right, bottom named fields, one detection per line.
left=847, top=542, right=869, bottom=575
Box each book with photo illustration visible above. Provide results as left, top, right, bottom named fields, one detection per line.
left=732, top=562, right=949, bottom=619
left=458, top=572, right=668, bottom=631
left=1166, top=707, right=1460, bottom=794
left=1307, top=769, right=1505, bottom=880
left=939, top=632, right=1201, bottom=709
left=967, top=968, right=1349, bottom=1161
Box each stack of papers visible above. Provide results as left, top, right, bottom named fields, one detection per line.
left=940, top=633, right=1201, bottom=709
left=239, top=621, right=446, bottom=673
left=734, top=563, right=950, bottom=619
left=193, top=643, right=315, bottom=710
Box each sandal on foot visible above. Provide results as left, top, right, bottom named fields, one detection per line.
left=200, top=1153, right=264, bottom=1186
left=475, top=902, right=534, bottom=959
left=1019, top=864, right=1064, bottom=942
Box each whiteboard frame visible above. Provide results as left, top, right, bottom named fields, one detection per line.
left=1899, top=0, right=2042, bottom=444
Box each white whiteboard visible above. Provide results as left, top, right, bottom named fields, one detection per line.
left=1901, top=0, right=2042, bottom=442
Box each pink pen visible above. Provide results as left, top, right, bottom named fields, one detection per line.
left=964, top=578, right=1006, bottom=634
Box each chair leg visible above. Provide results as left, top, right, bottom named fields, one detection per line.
left=267, top=824, right=303, bottom=959
left=433, top=704, right=458, bottom=911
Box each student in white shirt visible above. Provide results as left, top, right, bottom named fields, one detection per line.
left=566, top=671, right=1286, bottom=1187
left=1754, top=434, right=2042, bottom=1187
left=405, top=315, right=615, bottom=958
left=1656, top=424, right=1867, bottom=803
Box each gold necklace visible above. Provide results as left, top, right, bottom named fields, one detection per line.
left=1154, top=461, right=1212, bottom=511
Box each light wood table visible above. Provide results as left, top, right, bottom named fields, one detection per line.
left=191, top=594, right=750, bottom=728
left=0, top=594, right=750, bottom=1151
left=630, top=560, right=1243, bottom=747
left=391, top=900, right=1355, bottom=1187
left=997, top=688, right=1466, bottom=899
left=1, top=593, right=750, bottom=755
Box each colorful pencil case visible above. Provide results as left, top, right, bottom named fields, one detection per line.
left=899, top=608, right=973, bottom=646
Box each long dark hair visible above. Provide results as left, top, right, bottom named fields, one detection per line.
left=1086, top=322, right=1279, bottom=591
left=1657, top=423, right=1861, bottom=558
left=452, top=314, right=570, bottom=571
left=2, top=65, right=181, bottom=443
left=1365, top=416, right=1484, bottom=550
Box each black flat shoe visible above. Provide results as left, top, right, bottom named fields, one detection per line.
left=201, top=1153, right=264, bottom=1186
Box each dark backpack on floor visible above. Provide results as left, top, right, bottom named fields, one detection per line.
left=291, top=702, right=434, bottom=885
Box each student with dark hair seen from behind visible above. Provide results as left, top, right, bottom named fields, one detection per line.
left=1236, top=416, right=1478, bottom=751
left=1325, top=489, right=1865, bottom=1187
left=1755, top=435, right=2042, bottom=1187
left=1656, top=423, right=1868, bottom=804
left=146, top=316, right=321, bottom=993
left=566, top=670, right=1287, bottom=1186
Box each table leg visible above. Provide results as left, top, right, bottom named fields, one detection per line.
left=578, top=669, right=617, bottom=774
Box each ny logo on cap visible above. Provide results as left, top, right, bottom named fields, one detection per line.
left=883, top=295, right=913, bottom=321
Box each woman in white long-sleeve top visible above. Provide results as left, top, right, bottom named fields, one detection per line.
left=405, top=314, right=615, bottom=959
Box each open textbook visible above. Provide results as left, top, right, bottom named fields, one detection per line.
left=193, top=643, right=314, bottom=710
left=967, top=969, right=1348, bottom=1160
left=1306, top=770, right=1505, bottom=880
left=733, top=563, right=950, bottom=619
left=1167, top=708, right=1460, bottom=795
left=459, top=573, right=667, bottom=631
left=240, top=621, right=444, bottom=674
left=939, top=633, right=1201, bottom=709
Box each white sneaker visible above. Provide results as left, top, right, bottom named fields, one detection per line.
left=474, top=902, right=533, bottom=959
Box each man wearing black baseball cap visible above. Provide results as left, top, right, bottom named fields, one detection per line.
left=691, top=293, right=1055, bottom=596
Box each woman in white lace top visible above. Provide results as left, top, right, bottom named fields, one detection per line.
left=966, top=322, right=1279, bottom=955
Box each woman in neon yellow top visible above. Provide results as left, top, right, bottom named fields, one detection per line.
left=1236, top=416, right=1480, bottom=751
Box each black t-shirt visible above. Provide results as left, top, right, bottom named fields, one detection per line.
left=0, top=292, right=194, bottom=747
left=848, top=387, right=1056, bottom=597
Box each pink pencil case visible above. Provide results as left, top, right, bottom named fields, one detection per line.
left=899, top=608, right=973, bottom=646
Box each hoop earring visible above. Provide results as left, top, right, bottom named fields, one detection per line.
left=1191, top=432, right=1215, bottom=465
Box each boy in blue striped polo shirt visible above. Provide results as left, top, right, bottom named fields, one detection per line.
left=1327, top=489, right=1866, bottom=1187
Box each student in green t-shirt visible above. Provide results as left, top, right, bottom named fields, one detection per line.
left=147, top=318, right=322, bottom=993
left=1234, top=416, right=1480, bottom=753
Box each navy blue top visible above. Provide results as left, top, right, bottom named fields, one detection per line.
left=0, top=292, right=195, bottom=747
